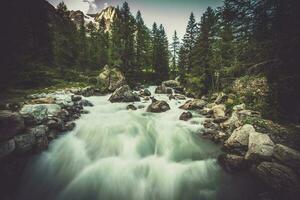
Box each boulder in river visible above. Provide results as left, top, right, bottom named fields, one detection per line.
left=155, top=85, right=172, bottom=94
left=0, top=110, right=25, bottom=141
left=224, top=124, right=255, bottom=154
left=218, top=154, right=247, bottom=172
left=179, top=112, right=192, bottom=121
left=14, top=133, right=36, bottom=153
left=20, top=104, right=61, bottom=125
left=97, top=65, right=126, bottom=92
left=253, top=162, right=300, bottom=196
left=179, top=99, right=207, bottom=110
left=245, top=131, right=274, bottom=162
left=212, top=104, right=226, bottom=119
left=109, top=85, right=140, bottom=103
left=140, top=89, right=151, bottom=97
left=127, top=104, right=137, bottom=111
left=147, top=100, right=170, bottom=113
left=0, top=139, right=16, bottom=159
left=214, top=92, right=228, bottom=104
left=273, top=144, right=300, bottom=174
left=162, top=80, right=180, bottom=88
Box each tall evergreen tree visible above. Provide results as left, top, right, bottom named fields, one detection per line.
left=170, top=31, right=180, bottom=78
left=181, top=13, right=198, bottom=73
left=135, top=10, right=151, bottom=74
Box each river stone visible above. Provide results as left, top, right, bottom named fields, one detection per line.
left=179, top=99, right=207, bottom=110
left=273, top=144, right=300, bottom=174
left=30, top=97, right=56, bottom=104
left=97, top=65, right=126, bottom=92
left=140, top=89, right=151, bottom=97
left=28, top=125, right=49, bottom=152
left=212, top=104, right=226, bottom=119
left=109, top=85, right=140, bottom=103
left=155, top=85, right=172, bottom=94
left=71, top=95, right=82, bottom=102
left=20, top=104, right=61, bottom=125
left=127, top=104, right=137, bottom=110
left=179, top=112, right=192, bottom=121
left=233, top=103, right=246, bottom=111
left=14, top=133, right=36, bottom=153
left=214, top=92, right=228, bottom=104
left=0, top=110, right=25, bottom=141
left=218, top=154, right=247, bottom=172
left=174, top=94, right=186, bottom=100
left=224, top=124, right=255, bottom=154
left=147, top=100, right=170, bottom=113
left=253, top=162, right=300, bottom=194
left=0, top=139, right=16, bottom=159
left=162, top=80, right=180, bottom=88
left=245, top=131, right=274, bottom=161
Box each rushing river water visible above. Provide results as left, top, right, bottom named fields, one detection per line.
left=17, top=86, right=260, bottom=200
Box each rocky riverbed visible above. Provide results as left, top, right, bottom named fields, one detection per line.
left=1, top=78, right=300, bottom=200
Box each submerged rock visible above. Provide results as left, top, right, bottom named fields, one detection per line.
left=179, top=112, right=192, bottom=121
left=109, top=85, right=140, bottom=103
left=147, top=100, right=170, bottom=113
left=0, top=110, right=25, bottom=141
left=127, top=104, right=137, bottom=110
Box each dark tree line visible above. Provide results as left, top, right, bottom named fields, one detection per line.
left=173, top=0, right=300, bottom=122
left=1, top=0, right=169, bottom=88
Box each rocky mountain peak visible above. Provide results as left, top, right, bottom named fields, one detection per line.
left=94, top=6, right=118, bottom=32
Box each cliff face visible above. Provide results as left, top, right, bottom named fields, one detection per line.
left=94, top=6, right=118, bottom=32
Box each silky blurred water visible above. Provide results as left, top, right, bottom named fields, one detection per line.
left=17, top=86, right=260, bottom=200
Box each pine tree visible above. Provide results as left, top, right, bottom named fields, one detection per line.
left=170, top=31, right=180, bottom=78
left=190, top=7, right=217, bottom=94
left=135, top=10, right=151, bottom=74
left=119, top=2, right=136, bottom=81
left=182, top=13, right=198, bottom=73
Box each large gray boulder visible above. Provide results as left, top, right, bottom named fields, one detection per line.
left=179, top=99, right=207, bottom=110
left=212, top=104, right=226, bottom=119
left=162, top=80, right=180, bottom=88
left=245, top=131, right=274, bottom=161
left=147, top=100, right=170, bottom=113
left=14, top=133, right=36, bottom=153
left=27, top=125, right=49, bottom=152
left=0, top=110, right=25, bottom=141
left=97, top=66, right=126, bottom=92
left=155, top=85, right=172, bottom=94
left=273, top=144, right=300, bottom=174
left=224, top=124, right=255, bottom=153
left=109, top=85, right=140, bottom=103
left=253, top=162, right=300, bottom=195
left=218, top=154, right=247, bottom=172
left=20, top=104, right=61, bottom=125
left=0, top=139, right=15, bottom=159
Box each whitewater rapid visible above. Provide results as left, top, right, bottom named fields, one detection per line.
left=18, top=86, right=258, bottom=200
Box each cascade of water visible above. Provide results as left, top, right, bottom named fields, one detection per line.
left=17, top=86, right=258, bottom=200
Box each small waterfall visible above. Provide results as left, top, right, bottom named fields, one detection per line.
left=17, top=86, right=258, bottom=200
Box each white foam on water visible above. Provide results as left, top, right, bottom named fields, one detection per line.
left=18, top=86, right=223, bottom=200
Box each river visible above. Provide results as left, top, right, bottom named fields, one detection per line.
left=17, top=86, right=260, bottom=200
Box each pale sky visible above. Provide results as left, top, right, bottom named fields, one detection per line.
left=47, top=0, right=223, bottom=41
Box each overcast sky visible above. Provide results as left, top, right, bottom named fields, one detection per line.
left=47, top=0, right=223, bottom=41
